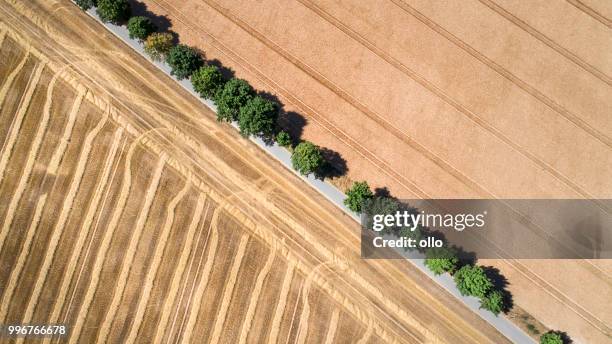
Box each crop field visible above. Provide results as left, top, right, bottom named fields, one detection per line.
left=0, top=1, right=513, bottom=343
left=135, top=0, right=612, bottom=342
left=0, top=26, right=380, bottom=344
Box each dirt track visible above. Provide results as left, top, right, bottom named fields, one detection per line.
left=131, top=0, right=612, bottom=342
left=0, top=0, right=516, bottom=343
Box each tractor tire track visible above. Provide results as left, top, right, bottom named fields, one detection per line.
left=566, top=0, right=612, bottom=28
left=301, top=0, right=612, bottom=202
left=477, top=0, right=611, bottom=84
left=200, top=0, right=494, bottom=199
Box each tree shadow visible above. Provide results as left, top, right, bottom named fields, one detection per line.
left=558, top=332, right=573, bottom=344
left=278, top=111, right=307, bottom=143
left=129, top=1, right=173, bottom=32
left=374, top=187, right=391, bottom=198
left=206, top=58, right=236, bottom=80
left=315, top=147, right=347, bottom=179
left=482, top=266, right=514, bottom=313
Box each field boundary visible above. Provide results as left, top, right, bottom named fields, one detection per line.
left=76, top=5, right=535, bottom=343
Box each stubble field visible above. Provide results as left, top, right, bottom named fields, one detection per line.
left=0, top=1, right=513, bottom=343
left=134, top=0, right=612, bottom=342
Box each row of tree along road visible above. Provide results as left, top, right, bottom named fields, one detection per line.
left=75, top=1, right=569, bottom=343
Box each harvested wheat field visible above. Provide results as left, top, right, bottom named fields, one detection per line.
left=0, top=0, right=519, bottom=343
left=134, top=0, right=612, bottom=342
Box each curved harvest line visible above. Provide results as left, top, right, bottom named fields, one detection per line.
left=152, top=196, right=208, bottom=344
left=324, top=308, right=340, bottom=344
left=0, top=60, right=42, bottom=186
left=0, top=193, right=47, bottom=322
left=268, top=262, right=295, bottom=344
left=0, top=48, right=29, bottom=109
left=124, top=178, right=191, bottom=344
left=237, top=249, right=276, bottom=344
left=95, top=154, right=167, bottom=343
left=66, top=130, right=140, bottom=344
left=16, top=111, right=107, bottom=343
left=43, top=127, right=124, bottom=343
left=207, top=234, right=250, bottom=344
left=177, top=207, right=223, bottom=344
left=0, top=65, right=57, bottom=256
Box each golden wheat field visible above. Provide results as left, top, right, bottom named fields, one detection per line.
left=0, top=0, right=517, bottom=343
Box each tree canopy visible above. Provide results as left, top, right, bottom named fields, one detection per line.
left=76, top=0, right=96, bottom=10
left=144, top=32, right=174, bottom=61
left=540, top=332, right=564, bottom=344
left=424, top=247, right=459, bottom=275
left=275, top=131, right=292, bottom=147
left=453, top=264, right=493, bottom=298
left=127, top=16, right=156, bottom=41
left=291, top=141, right=324, bottom=176
left=166, top=44, right=203, bottom=80
left=214, top=78, right=254, bottom=122
left=344, top=181, right=373, bottom=213
left=191, top=65, right=225, bottom=99
left=96, top=0, right=131, bottom=24
left=238, top=96, right=278, bottom=139
left=479, top=290, right=504, bottom=315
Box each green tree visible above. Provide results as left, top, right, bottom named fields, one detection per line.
left=214, top=78, right=254, bottom=122
left=275, top=131, right=292, bottom=147
left=96, top=0, right=130, bottom=24
left=76, top=0, right=96, bottom=10
left=291, top=141, right=324, bottom=176
left=191, top=65, right=225, bottom=99
left=238, top=96, right=278, bottom=139
left=453, top=265, right=493, bottom=298
left=127, top=16, right=156, bottom=41
left=144, top=32, right=173, bottom=61
left=540, top=331, right=564, bottom=344
left=424, top=247, right=459, bottom=275
left=344, top=181, right=373, bottom=213
left=166, top=44, right=203, bottom=80
left=362, top=196, right=399, bottom=233
left=479, top=290, right=504, bottom=315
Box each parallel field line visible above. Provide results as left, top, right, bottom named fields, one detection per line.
left=207, top=234, right=250, bottom=344
left=66, top=131, right=139, bottom=344
left=0, top=65, right=57, bottom=257
left=0, top=194, right=47, bottom=322
left=124, top=178, right=191, bottom=344
left=268, top=262, right=295, bottom=344
left=95, top=154, right=167, bottom=343
left=0, top=59, right=41, bottom=187
left=237, top=249, right=276, bottom=344
left=174, top=206, right=222, bottom=344
left=324, top=308, right=340, bottom=344
left=152, top=196, right=208, bottom=344
left=15, top=112, right=108, bottom=343
left=43, top=127, right=124, bottom=342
